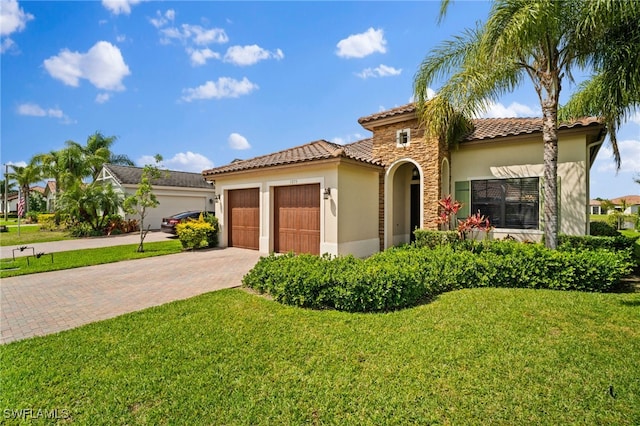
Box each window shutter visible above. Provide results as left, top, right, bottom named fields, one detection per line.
left=455, top=181, right=470, bottom=218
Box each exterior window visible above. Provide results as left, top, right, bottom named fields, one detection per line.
left=471, top=177, right=539, bottom=229
left=396, top=128, right=410, bottom=147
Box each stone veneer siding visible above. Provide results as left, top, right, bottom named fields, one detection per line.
left=370, top=117, right=449, bottom=238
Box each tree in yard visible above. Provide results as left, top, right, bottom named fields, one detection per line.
left=123, top=155, right=165, bottom=252
left=7, top=163, right=41, bottom=213
left=67, top=132, right=134, bottom=181
left=57, top=181, right=124, bottom=232
left=0, top=179, right=16, bottom=217
left=414, top=0, right=640, bottom=249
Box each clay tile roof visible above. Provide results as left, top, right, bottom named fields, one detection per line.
left=202, top=138, right=382, bottom=177
left=357, top=103, right=417, bottom=125
left=103, top=164, right=214, bottom=189
left=611, top=195, right=640, bottom=205
left=358, top=102, right=603, bottom=141
left=467, top=116, right=603, bottom=141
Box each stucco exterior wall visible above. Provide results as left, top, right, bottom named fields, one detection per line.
left=450, top=133, right=590, bottom=238
left=212, top=160, right=380, bottom=257
left=336, top=163, right=381, bottom=257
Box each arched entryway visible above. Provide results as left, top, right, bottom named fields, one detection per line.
left=384, top=159, right=423, bottom=249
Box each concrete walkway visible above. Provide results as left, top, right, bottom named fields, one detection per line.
left=1, top=231, right=174, bottom=259
left=0, top=247, right=262, bottom=344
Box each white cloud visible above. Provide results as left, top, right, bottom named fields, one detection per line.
left=17, top=102, right=71, bottom=122
left=1, top=37, right=15, bottom=53
left=149, top=9, right=175, bottom=29
left=161, top=24, right=228, bottom=45
left=181, top=77, right=258, bottom=102
left=116, top=34, right=126, bottom=43
left=479, top=101, right=539, bottom=118
left=188, top=47, right=220, bottom=66
left=336, top=27, right=386, bottom=59
left=1, top=0, right=33, bottom=36
left=331, top=133, right=363, bottom=145
left=356, top=64, right=401, bottom=79
left=102, top=0, right=144, bottom=15
left=137, top=152, right=214, bottom=172
left=1, top=0, right=33, bottom=54
left=43, top=41, right=131, bottom=91
left=595, top=138, right=640, bottom=174
left=95, top=93, right=111, bottom=103
left=223, top=45, right=284, bottom=66
left=165, top=152, right=214, bottom=172
left=228, top=133, right=251, bottom=150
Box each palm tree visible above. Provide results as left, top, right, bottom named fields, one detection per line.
left=414, top=0, right=640, bottom=249
left=7, top=163, right=41, bottom=213
left=559, top=2, right=640, bottom=168
left=0, top=179, right=16, bottom=218
left=67, top=132, right=134, bottom=181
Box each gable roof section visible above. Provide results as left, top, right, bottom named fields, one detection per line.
left=202, top=138, right=382, bottom=177
left=103, top=164, right=213, bottom=189
left=358, top=103, right=603, bottom=141
left=611, top=195, right=640, bottom=206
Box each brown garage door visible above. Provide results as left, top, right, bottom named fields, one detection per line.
left=274, top=184, right=320, bottom=255
left=228, top=188, right=259, bottom=250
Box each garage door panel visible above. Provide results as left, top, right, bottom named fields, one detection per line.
left=275, top=184, right=320, bottom=255
left=228, top=188, right=259, bottom=250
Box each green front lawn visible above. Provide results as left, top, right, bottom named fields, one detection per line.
left=0, top=240, right=183, bottom=278
left=0, top=224, right=70, bottom=246
left=1, top=288, right=639, bottom=424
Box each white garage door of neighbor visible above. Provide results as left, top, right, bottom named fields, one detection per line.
left=144, top=196, right=210, bottom=230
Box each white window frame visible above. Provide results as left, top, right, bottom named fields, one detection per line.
left=396, top=128, right=410, bottom=148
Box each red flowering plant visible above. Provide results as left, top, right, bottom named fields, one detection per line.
left=457, top=210, right=493, bottom=241
left=437, top=195, right=462, bottom=231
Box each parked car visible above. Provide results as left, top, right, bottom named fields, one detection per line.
left=161, top=211, right=214, bottom=234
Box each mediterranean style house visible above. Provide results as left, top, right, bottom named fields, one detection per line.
left=202, top=103, right=606, bottom=257
left=96, top=164, right=215, bottom=230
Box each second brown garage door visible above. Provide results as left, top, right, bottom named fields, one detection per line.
left=228, top=188, right=259, bottom=250
left=274, top=184, right=320, bottom=255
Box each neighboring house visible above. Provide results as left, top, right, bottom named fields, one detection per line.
left=589, top=199, right=604, bottom=215
left=590, top=195, right=640, bottom=215
left=202, top=103, right=606, bottom=257
left=96, top=164, right=216, bottom=230
left=6, top=187, right=44, bottom=213
left=610, top=195, right=640, bottom=215
left=43, top=181, right=57, bottom=212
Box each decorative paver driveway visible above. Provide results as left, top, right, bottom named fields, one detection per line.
left=0, top=248, right=261, bottom=344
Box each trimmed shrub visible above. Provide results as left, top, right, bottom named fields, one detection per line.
left=413, top=229, right=458, bottom=248
left=243, top=242, right=634, bottom=313
left=589, top=221, right=620, bottom=236
left=37, top=214, right=56, bottom=229
left=558, top=234, right=638, bottom=254
left=176, top=220, right=214, bottom=250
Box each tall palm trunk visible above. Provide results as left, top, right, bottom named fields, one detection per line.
left=538, top=64, right=561, bottom=250
left=542, top=107, right=559, bottom=249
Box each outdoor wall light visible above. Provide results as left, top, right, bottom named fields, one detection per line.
left=323, top=187, right=331, bottom=199
left=214, top=194, right=221, bottom=202
left=412, top=167, right=419, bottom=180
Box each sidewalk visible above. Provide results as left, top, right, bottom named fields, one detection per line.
left=1, top=231, right=174, bottom=259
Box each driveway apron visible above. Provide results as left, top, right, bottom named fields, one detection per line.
left=0, top=247, right=261, bottom=344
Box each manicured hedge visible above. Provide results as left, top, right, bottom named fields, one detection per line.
left=242, top=241, right=634, bottom=313
left=589, top=221, right=620, bottom=236
left=558, top=234, right=638, bottom=254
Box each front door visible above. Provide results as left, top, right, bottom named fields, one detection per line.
left=410, top=184, right=420, bottom=243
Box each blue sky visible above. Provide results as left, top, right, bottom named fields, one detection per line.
left=1, top=0, right=638, bottom=200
